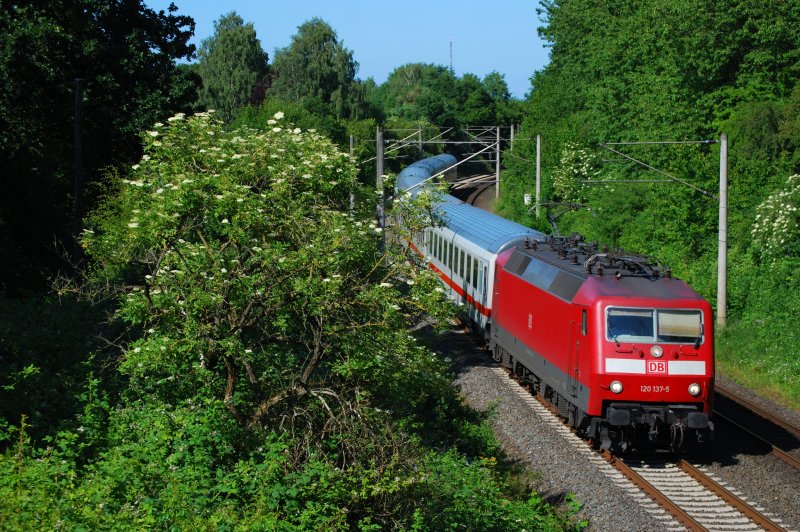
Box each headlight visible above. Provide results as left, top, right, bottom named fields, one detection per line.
left=610, top=380, right=624, bottom=394
left=688, top=383, right=702, bottom=396
left=650, top=345, right=663, bottom=358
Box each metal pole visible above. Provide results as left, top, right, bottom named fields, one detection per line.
left=510, top=124, right=514, bottom=152
left=535, top=134, right=541, bottom=219
left=495, top=126, right=500, bottom=199
left=417, top=126, right=423, bottom=159
left=376, top=127, right=385, bottom=251
left=717, top=133, right=728, bottom=328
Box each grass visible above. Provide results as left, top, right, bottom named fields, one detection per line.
left=715, top=317, right=800, bottom=410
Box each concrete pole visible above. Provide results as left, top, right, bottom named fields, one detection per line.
left=535, top=134, right=541, bottom=219
left=417, top=126, right=423, bottom=159
left=717, top=133, right=728, bottom=328
left=376, top=127, right=385, bottom=251
left=495, top=126, right=501, bottom=199
left=510, top=124, right=515, bottom=152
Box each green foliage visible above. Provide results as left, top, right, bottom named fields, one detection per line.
left=0, top=1, right=196, bottom=293
left=196, top=12, right=269, bottom=122
left=0, top=296, right=116, bottom=447
left=375, top=63, right=522, bottom=129
left=716, top=255, right=800, bottom=408
left=232, top=96, right=360, bottom=148
left=269, top=18, right=364, bottom=120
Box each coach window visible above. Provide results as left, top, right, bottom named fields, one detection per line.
left=435, top=234, right=441, bottom=261
left=472, top=258, right=479, bottom=289
left=448, top=242, right=453, bottom=268
left=466, top=255, right=473, bottom=287
left=459, top=249, right=465, bottom=279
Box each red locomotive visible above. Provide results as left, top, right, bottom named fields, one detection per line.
left=491, top=236, right=714, bottom=451
left=396, top=155, right=714, bottom=452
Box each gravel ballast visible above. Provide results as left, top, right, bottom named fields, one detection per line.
left=434, top=324, right=800, bottom=530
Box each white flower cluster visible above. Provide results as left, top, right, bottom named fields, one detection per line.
left=751, top=174, right=800, bottom=262
left=552, top=142, right=599, bottom=203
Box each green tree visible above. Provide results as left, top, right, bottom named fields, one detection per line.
left=376, top=63, right=458, bottom=125
left=483, top=71, right=524, bottom=125
left=196, top=12, right=269, bottom=122
left=457, top=73, right=494, bottom=125
left=268, top=18, right=361, bottom=119
left=0, top=0, right=195, bottom=293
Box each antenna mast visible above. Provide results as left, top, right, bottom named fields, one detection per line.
left=449, top=36, right=453, bottom=73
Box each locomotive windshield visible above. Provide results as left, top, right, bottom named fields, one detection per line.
left=606, top=307, right=703, bottom=344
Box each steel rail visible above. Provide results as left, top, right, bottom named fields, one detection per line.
left=714, top=383, right=800, bottom=439
left=713, top=411, right=800, bottom=471
left=712, top=383, right=800, bottom=471
left=677, top=460, right=787, bottom=532
left=601, top=451, right=707, bottom=531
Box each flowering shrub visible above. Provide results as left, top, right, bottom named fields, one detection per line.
left=751, top=174, right=800, bottom=262
left=552, top=142, right=599, bottom=204
left=82, top=110, right=452, bottom=433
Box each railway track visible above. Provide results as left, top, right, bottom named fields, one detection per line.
left=488, top=362, right=794, bottom=531
left=713, top=383, right=800, bottom=471
left=464, top=180, right=493, bottom=206
left=611, top=453, right=788, bottom=531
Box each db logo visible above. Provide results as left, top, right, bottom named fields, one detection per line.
left=647, top=361, right=667, bottom=374
left=528, top=313, right=533, bottom=329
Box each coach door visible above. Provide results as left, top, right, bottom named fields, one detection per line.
left=568, top=308, right=587, bottom=398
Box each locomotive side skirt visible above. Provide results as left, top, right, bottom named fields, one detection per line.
left=492, top=323, right=590, bottom=413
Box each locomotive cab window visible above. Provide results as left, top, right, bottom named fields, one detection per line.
left=606, top=307, right=703, bottom=344
left=657, top=309, right=703, bottom=343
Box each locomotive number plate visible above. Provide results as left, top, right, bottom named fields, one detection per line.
left=646, top=360, right=667, bottom=374
left=640, top=385, right=670, bottom=393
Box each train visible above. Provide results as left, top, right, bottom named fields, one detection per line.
left=395, top=154, right=714, bottom=452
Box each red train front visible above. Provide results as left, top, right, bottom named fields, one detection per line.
left=490, top=236, right=714, bottom=452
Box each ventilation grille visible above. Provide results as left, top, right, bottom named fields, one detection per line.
left=505, top=252, right=532, bottom=275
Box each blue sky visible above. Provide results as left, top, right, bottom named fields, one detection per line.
left=144, top=1, right=551, bottom=99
